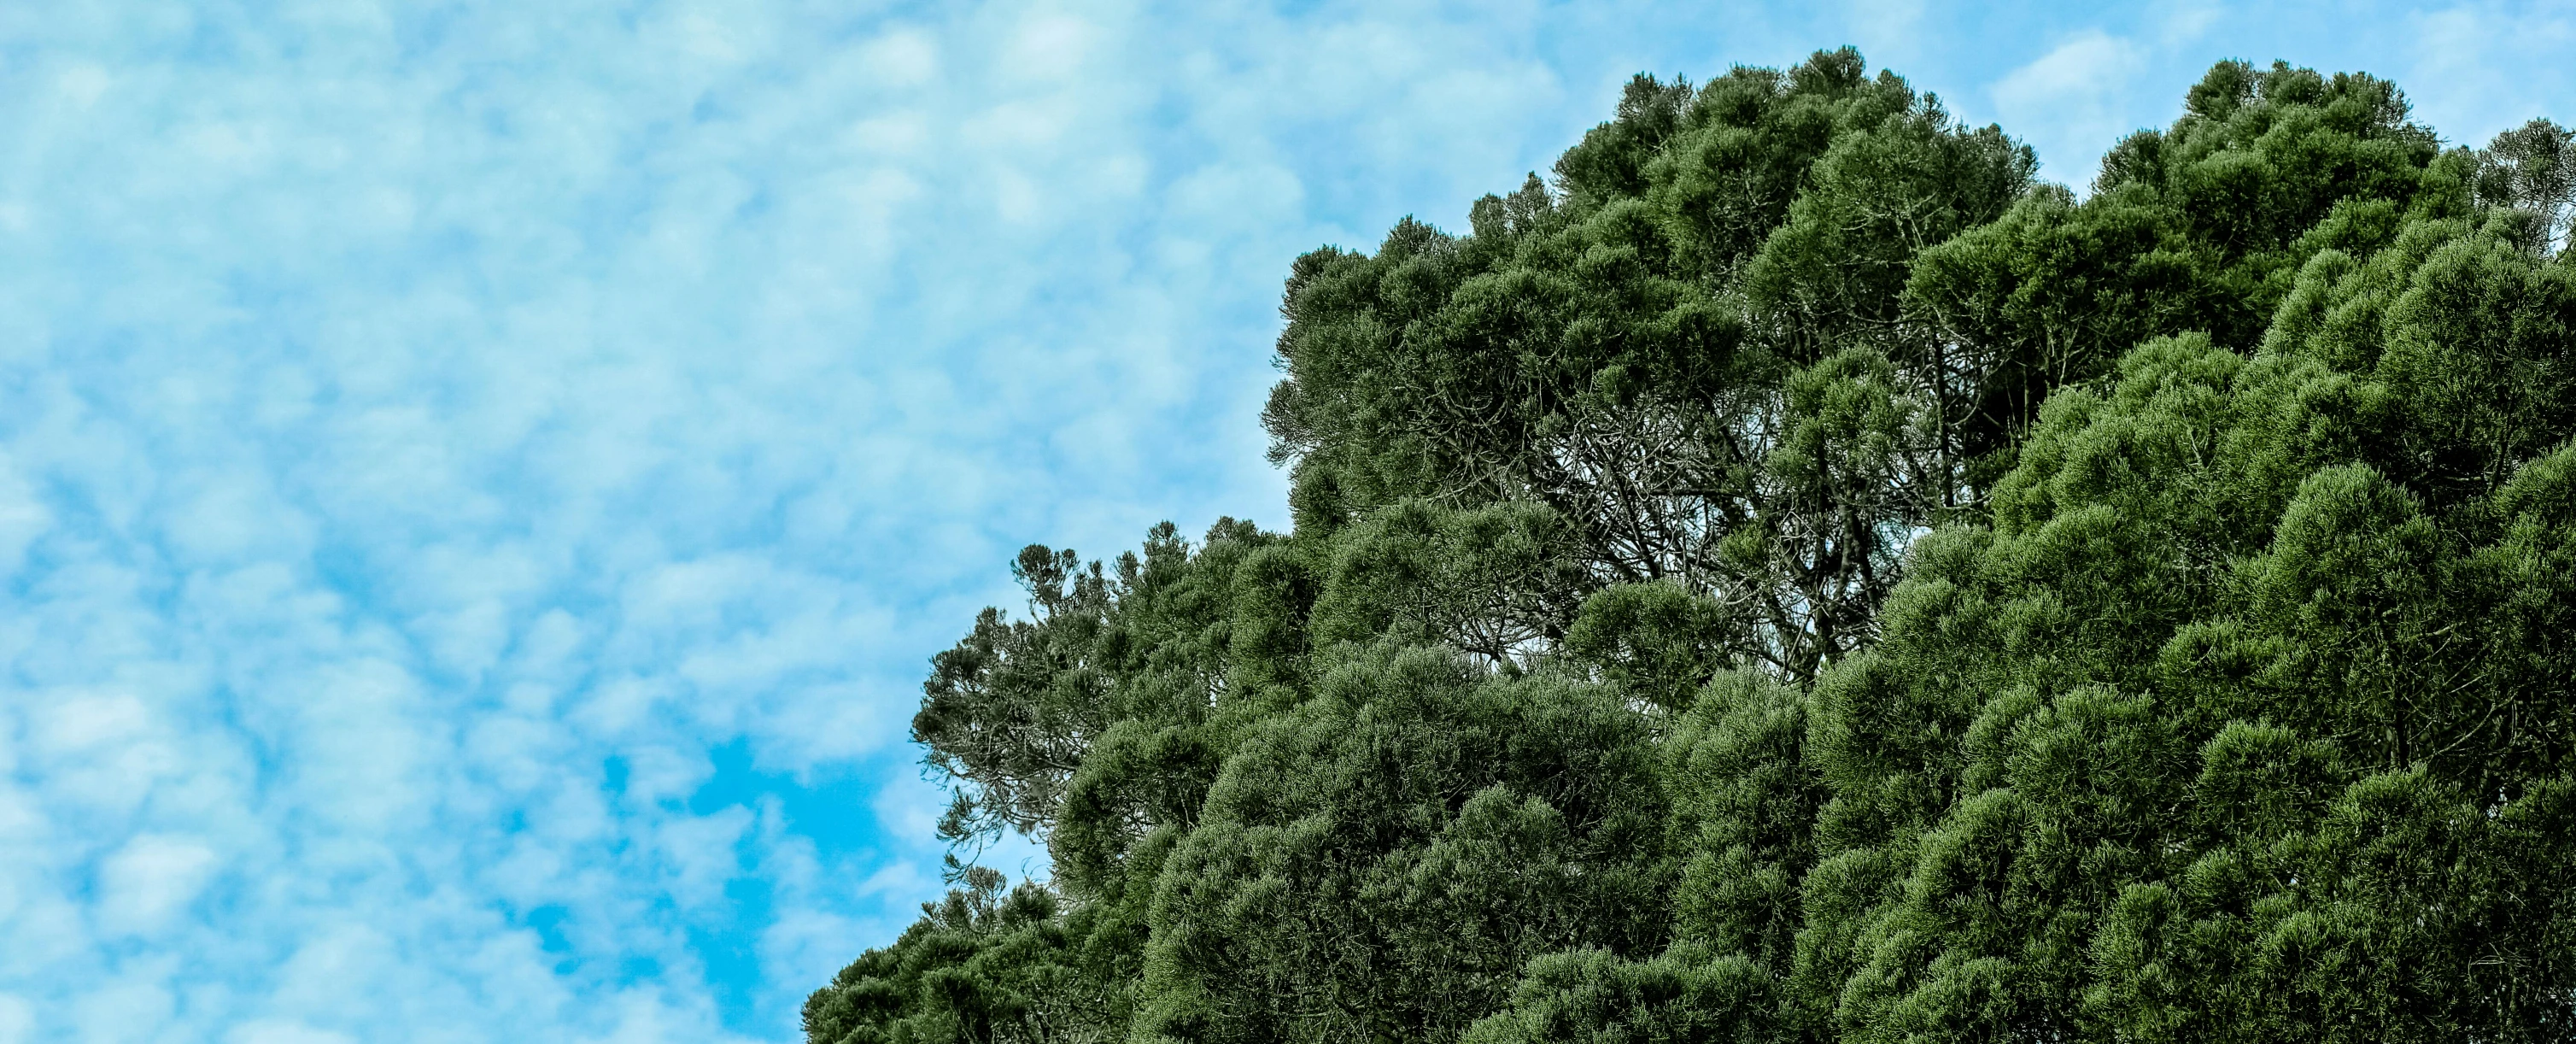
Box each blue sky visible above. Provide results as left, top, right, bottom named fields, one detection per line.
left=1, top=1, right=2570, bottom=1041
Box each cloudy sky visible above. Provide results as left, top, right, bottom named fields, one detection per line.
left=2, top=1, right=2570, bottom=1041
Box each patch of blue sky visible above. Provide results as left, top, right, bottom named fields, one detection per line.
left=0, top=1, right=2568, bottom=1041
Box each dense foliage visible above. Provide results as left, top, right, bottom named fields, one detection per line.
left=810, top=51, right=2576, bottom=1044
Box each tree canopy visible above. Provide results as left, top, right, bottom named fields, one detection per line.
left=808, top=51, right=2576, bottom=1044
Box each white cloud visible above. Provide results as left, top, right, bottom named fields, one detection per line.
left=225, top=1022, right=356, bottom=1044
left=1842, top=0, right=1931, bottom=72
left=999, top=14, right=1102, bottom=84
left=854, top=30, right=940, bottom=90
left=0, top=455, right=51, bottom=577
left=2403, top=3, right=2576, bottom=147
left=653, top=807, right=755, bottom=912
left=2155, top=3, right=2224, bottom=45
left=71, top=977, right=176, bottom=1043
left=96, top=835, right=222, bottom=936
left=1991, top=31, right=2149, bottom=189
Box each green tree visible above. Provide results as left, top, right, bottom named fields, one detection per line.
left=1132, top=645, right=1668, bottom=1044
left=1902, top=61, right=2448, bottom=491
left=1805, top=206, right=2576, bottom=1041
left=813, top=54, right=2576, bottom=1044
left=804, top=868, right=1123, bottom=1044
left=1265, top=48, right=2031, bottom=682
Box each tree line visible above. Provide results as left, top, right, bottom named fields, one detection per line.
left=805, top=50, right=2576, bottom=1043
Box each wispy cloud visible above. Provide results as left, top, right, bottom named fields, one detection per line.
left=1992, top=31, right=2148, bottom=188
left=2403, top=2, right=2576, bottom=144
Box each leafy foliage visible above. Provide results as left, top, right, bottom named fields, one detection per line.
left=810, top=51, right=2576, bottom=1044
left=1133, top=646, right=1667, bottom=1044
left=1264, top=49, right=2029, bottom=681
